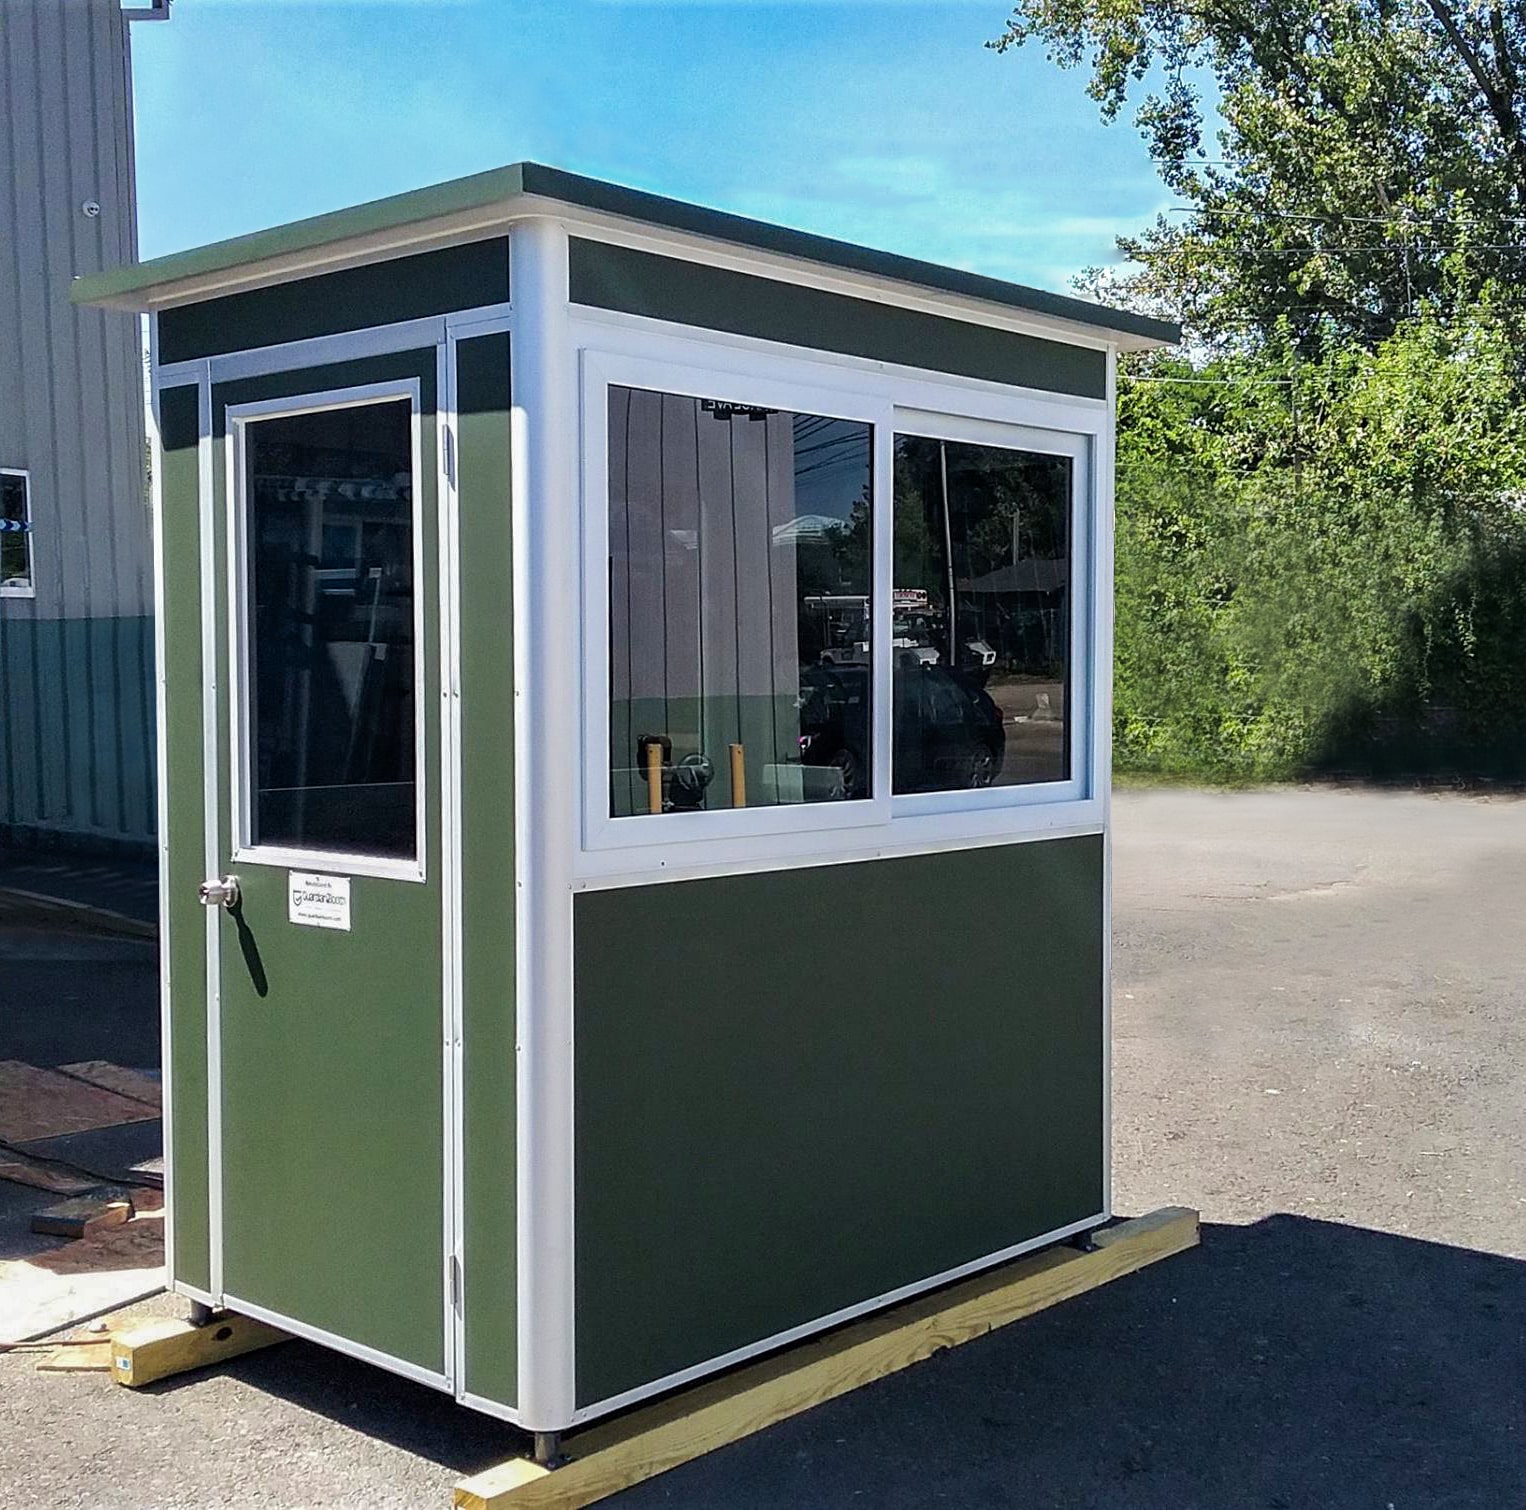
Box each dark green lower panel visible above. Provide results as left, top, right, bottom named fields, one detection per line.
left=572, top=835, right=1105, bottom=1407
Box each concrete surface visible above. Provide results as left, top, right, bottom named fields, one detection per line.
left=0, top=926, right=158, bottom=1070
left=0, top=848, right=157, bottom=930
left=2, top=787, right=1523, bottom=1507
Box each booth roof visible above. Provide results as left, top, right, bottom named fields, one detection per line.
left=70, top=161, right=1179, bottom=349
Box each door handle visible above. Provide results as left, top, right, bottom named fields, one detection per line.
left=198, top=874, right=241, bottom=909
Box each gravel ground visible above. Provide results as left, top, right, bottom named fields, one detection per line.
left=2, top=786, right=1523, bottom=1508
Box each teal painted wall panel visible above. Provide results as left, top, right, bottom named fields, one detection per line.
left=569, top=239, right=1108, bottom=400
left=572, top=835, right=1106, bottom=1407
left=0, top=613, right=155, bottom=842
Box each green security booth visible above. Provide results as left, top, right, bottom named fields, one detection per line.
left=73, top=163, right=1178, bottom=1443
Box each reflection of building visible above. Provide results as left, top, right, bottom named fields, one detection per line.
left=608, top=387, right=871, bottom=813
left=0, top=0, right=167, bottom=850
left=959, top=558, right=1070, bottom=669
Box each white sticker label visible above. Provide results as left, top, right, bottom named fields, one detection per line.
left=287, top=872, right=351, bottom=931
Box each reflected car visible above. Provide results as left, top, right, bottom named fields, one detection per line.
left=893, top=659, right=1006, bottom=791
left=798, top=663, right=871, bottom=798
left=798, top=659, right=1006, bottom=795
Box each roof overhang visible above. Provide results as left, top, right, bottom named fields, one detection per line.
left=71, top=162, right=1180, bottom=352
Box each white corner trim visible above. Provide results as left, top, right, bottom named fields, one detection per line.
left=510, top=217, right=580, bottom=1433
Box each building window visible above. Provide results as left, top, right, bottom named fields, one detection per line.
left=607, top=384, right=873, bottom=818
left=1, top=469, right=34, bottom=598
left=891, top=436, right=1072, bottom=792
left=236, top=394, right=419, bottom=862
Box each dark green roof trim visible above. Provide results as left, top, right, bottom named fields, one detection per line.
left=157, top=240, right=510, bottom=364
left=73, top=163, right=532, bottom=308
left=532, top=165, right=1177, bottom=346
left=72, top=161, right=1178, bottom=347
left=570, top=239, right=1107, bottom=399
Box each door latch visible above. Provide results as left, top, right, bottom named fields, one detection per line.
left=198, top=874, right=240, bottom=909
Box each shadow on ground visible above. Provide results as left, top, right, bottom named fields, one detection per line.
left=144, top=1213, right=1526, bottom=1506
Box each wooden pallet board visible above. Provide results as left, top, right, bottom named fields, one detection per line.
left=59, top=1061, right=162, bottom=1110
left=31, top=1195, right=133, bottom=1240
left=37, top=1339, right=114, bottom=1372
left=111, top=1312, right=290, bottom=1387
left=455, top=1206, right=1200, bottom=1510
left=0, top=1061, right=159, bottom=1143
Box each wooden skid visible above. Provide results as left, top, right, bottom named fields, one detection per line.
left=111, top=1312, right=290, bottom=1387
left=455, top=1206, right=1200, bottom=1510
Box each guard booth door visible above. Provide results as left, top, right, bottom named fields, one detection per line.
left=204, top=354, right=451, bottom=1387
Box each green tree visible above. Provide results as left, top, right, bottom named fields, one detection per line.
left=994, top=1, right=1526, bottom=353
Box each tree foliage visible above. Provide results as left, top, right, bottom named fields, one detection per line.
left=995, top=0, right=1526, bottom=779
left=1114, top=315, right=1526, bottom=778
left=994, top=0, right=1526, bottom=352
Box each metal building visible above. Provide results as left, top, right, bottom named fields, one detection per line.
left=0, top=0, right=168, bottom=851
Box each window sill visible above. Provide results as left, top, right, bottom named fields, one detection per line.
left=571, top=792, right=1104, bottom=890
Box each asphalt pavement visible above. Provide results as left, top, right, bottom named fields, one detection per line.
left=1, top=786, right=1522, bottom=1508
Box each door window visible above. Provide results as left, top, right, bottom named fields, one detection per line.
left=239, top=395, right=419, bottom=861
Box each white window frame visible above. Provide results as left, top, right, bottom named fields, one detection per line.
left=224, top=379, right=428, bottom=884
left=572, top=319, right=1108, bottom=888
left=889, top=412, right=1092, bottom=817
left=0, top=467, right=35, bottom=600
left=580, top=345, right=895, bottom=854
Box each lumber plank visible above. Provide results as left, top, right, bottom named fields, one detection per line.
left=37, top=1339, right=114, bottom=1372
left=454, top=1207, right=1200, bottom=1510
left=111, top=1312, right=289, bottom=1387
left=31, top=1196, right=132, bottom=1239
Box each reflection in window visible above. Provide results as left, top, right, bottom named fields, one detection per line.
left=1, top=471, right=33, bottom=595
left=892, top=436, right=1072, bottom=792
left=245, top=399, right=417, bottom=858
left=609, top=386, right=872, bottom=817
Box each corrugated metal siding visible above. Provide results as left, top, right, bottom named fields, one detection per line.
left=0, top=0, right=154, bottom=844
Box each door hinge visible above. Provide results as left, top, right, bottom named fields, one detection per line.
left=449, top=1253, right=463, bottom=1311
left=443, top=424, right=457, bottom=491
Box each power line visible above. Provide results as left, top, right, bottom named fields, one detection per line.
left=1167, top=204, right=1526, bottom=228
left=1122, top=374, right=1292, bottom=386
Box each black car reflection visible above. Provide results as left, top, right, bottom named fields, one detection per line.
left=799, top=658, right=1006, bottom=797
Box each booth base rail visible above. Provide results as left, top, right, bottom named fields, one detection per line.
left=455, top=1205, right=1201, bottom=1510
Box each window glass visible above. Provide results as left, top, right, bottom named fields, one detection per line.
left=608, top=386, right=872, bottom=817
left=1, top=472, right=33, bottom=594
left=892, top=436, right=1072, bottom=792
left=244, top=399, right=416, bottom=858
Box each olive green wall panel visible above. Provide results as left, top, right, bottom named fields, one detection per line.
left=158, top=382, right=210, bottom=1293
left=568, top=239, right=1108, bottom=400
left=158, top=239, right=510, bottom=364
left=456, top=331, right=518, bottom=1407
left=572, top=834, right=1106, bottom=1407
left=211, top=351, right=445, bottom=1372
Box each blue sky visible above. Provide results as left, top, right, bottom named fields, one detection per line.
left=130, top=0, right=1171, bottom=296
